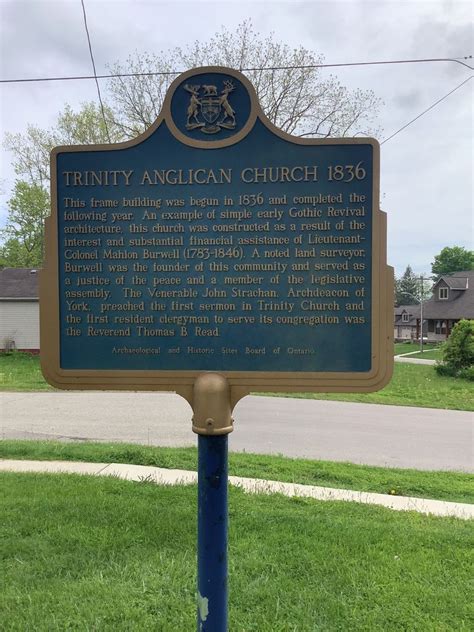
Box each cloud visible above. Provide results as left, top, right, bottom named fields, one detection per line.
left=392, top=89, right=424, bottom=111
left=0, top=1, right=92, bottom=77
left=409, top=18, right=473, bottom=65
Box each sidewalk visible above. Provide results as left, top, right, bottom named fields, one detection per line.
left=1, top=459, right=472, bottom=520
left=394, top=354, right=436, bottom=365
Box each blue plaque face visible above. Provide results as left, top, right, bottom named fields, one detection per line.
left=42, top=66, right=393, bottom=395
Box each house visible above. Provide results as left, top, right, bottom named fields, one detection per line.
left=423, top=270, right=474, bottom=341
left=0, top=268, right=40, bottom=352
left=394, top=304, right=421, bottom=342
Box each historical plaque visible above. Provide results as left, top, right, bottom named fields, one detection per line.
left=41, top=66, right=393, bottom=401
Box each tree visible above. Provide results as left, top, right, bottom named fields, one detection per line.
left=431, top=246, right=474, bottom=280
left=5, top=22, right=382, bottom=183
left=3, top=102, right=124, bottom=187
left=395, top=265, right=422, bottom=306
left=106, top=20, right=382, bottom=140
left=3, top=22, right=382, bottom=262
left=0, top=181, right=49, bottom=267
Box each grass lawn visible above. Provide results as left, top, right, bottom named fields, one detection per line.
left=1, top=472, right=472, bottom=631
left=394, top=342, right=443, bottom=360
left=1, top=440, right=473, bottom=504
left=0, top=352, right=52, bottom=392
left=262, top=362, right=474, bottom=411
left=1, top=352, right=473, bottom=410
left=393, top=342, right=440, bottom=356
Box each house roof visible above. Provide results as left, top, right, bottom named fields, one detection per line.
left=0, top=268, right=39, bottom=299
left=434, top=274, right=469, bottom=290
left=394, top=304, right=421, bottom=316
left=423, top=270, right=474, bottom=320
left=394, top=304, right=420, bottom=325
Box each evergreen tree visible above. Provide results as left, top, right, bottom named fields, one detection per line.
left=395, top=265, right=421, bottom=306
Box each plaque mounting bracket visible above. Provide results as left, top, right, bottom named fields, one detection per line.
left=192, top=373, right=234, bottom=436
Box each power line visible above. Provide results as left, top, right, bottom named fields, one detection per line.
left=381, top=75, right=473, bottom=144
left=0, top=56, right=472, bottom=84
left=1, top=47, right=471, bottom=146
left=80, top=0, right=111, bottom=142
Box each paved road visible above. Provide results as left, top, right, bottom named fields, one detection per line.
left=1, top=392, right=472, bottom=472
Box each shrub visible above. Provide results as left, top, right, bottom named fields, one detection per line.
left=435, top=320, right=474, bottom=379
left=458, top=366, right=474, bottom=382
left=435, top=362, right=456, bottom=377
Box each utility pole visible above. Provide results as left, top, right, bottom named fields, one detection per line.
left=419, top=275, right=424, bottom=354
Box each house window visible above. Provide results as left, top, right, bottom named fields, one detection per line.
left=439, top=287, right=449, bottom=300
left=435, top=320, right=447, bottom=335
left=402, top=313, right=409, bottom=322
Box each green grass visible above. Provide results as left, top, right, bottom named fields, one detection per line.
left=262, top=362, right=474, bottom=411
left=2, top=352, right=473, bottom=410
left=1, top=473, right=472, bottom=631
left=394, top=342, right=441, bottom=355
left=394, top=341, right=443, bottom=361
left=0, top=352, right=53, bottom=391
left=394, top=342, right=410, bottom=355
left=1, top=440, right=473, bottom=504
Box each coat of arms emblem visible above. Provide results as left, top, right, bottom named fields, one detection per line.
left=184, top=81, right=236, bottom=134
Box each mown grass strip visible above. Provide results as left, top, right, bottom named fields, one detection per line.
left=2, top=352, right=472, bottom=411
left=1, top=440, right=473, bottom=504
left=393, top=342, right=441, bottom=356
left=1, top=473, right=472, bottom=631
left=261, top=362, right=474, bottom=411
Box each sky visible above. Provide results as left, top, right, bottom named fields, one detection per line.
left=0, top=0, right=472, bottom=277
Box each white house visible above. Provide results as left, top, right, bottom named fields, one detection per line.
left=0, top=268, right=40, bottom=352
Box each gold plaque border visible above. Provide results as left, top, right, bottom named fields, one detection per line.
left=41, top=66, right=394, bottom=407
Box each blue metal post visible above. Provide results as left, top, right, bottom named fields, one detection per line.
left=197, top=433, right=228, bottom=631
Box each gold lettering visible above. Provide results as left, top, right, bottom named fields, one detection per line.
left=141, top=171, right=152, bottom=185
